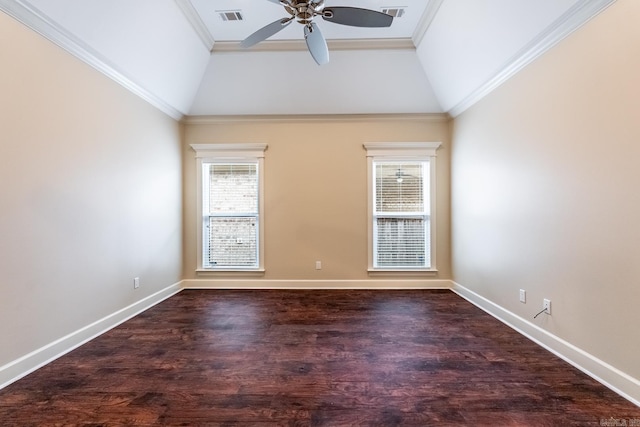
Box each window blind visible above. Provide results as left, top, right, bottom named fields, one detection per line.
left=375, top=218, right=429, bottom=267
left=209, top=164, right=257, bottom=214
left=375, top=163, right=425, bottom=213
left=205, top=163, right=259, bottom=268
left=374, top=161, right=430, bottom=268
left=208, top=217, right=257, bottom=267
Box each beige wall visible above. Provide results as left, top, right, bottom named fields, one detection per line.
left=451, top=0, right=640, bottom=380
left=183, top=116, right=451, bottom=282
left=10, top=0, right=637, bottom=404
left=0, top=13, right=182, bottom=366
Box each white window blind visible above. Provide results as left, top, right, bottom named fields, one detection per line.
left=373, top=161, right=430, bottom=268
left=203, top=163, right=259, bottom=268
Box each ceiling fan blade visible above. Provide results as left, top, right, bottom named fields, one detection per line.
left=240, top=18, right=292, bottom=48
left=304, top=22, right=329, bottom=65
left=322, top=7, right=393, bottom=28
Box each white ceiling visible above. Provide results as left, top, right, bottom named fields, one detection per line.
left=189, top=0, right=429, bottom=41
left=0, top=0, right=616, bottom=119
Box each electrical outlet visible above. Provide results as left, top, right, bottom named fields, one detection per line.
left=519, top=289, right=526, bottom=303
left=543, top=298, right=551, bottom=315
left=315, top=261, right=322, bottom=270
left=134, top=277, right=140, bottom=289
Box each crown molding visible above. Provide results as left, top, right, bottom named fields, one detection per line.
left=363, top=141, right=442, bottom=158
left=182, top=113, right=450, bottom=125
left=0, top=0, right=184, bottom=120
left=212, top=38, right=416, bottom=53
left=190, top=143, right=268, bottom=159
left=412, top=0, right=445, bottom=47
left=174, top=0, right=215, bottom=51
left=448, top=0, right=617, bottom=117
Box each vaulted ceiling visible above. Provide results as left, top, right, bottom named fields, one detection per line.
left=0, top=0, right=615, bottom=119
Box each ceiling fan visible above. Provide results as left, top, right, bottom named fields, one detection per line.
left=240, top=0, right=394, bottom=65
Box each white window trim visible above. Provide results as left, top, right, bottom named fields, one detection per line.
left=364, top=142, right=441, bottom=273
left=191, top=143, right=267, bottom=272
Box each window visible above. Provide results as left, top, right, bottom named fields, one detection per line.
left=203, top=163, right=258, bottom=268
left=191, top=144, right=267, bottom=271
left=364, top=142, right=441, bottom=271
left=374, top=161, right=429, bottom=268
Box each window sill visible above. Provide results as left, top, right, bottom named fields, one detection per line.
left=368, top=268, right=438, bottom=277
left=196, top=268, right=265, bottom=277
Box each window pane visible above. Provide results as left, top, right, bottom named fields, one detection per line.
left=376, top=217, right=430, bottom=267
left=375, top=163, right=425, bottom=213
left=209, top=164, right=257, bottom=214
left=208, top=217, right=257, bottom=267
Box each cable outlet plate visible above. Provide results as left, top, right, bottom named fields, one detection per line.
left=134, top=277, right=140, bottom=289
left=543, top=298, right=551, bottom=315
left=519, top=289, right=526, bottom=303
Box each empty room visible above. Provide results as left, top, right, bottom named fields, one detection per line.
left=0, top=0, right=639, bottom=425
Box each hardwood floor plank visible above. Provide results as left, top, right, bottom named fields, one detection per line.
left=0, top=289, right=637, bottom=425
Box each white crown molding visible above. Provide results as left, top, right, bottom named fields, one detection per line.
left=212, top=38, right=416, bottom=53
left=412, top=0, right=445, bottom=47
left=0, top=0, right=184, bottom=120
left=363, top=141, right=442, bottom=158
left=190, top=143, right=268, bottom=159
left=174, top=0, right=215, bottom=51
left=181, top=113, right=450, bottom=125
left=448, top=0, right=617, bottom=117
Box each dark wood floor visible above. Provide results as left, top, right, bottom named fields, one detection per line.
left=0, top=290, right=637, bottom=426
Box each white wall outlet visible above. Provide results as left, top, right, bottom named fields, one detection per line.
left=315, top=261, right=322, bottom=270
left=543, top=298, right=551, bottom=315
left=519, top=289, right=526, bottom=303
left=134, top=277, right=140, bottom=289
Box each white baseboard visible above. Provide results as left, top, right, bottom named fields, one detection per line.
left=182, top=279, right=452, bottom=290
left=4, top=278, right=638, bottom=409
left=452, top=281, right=640, bottom=407
left=0, top=282, right=182, bottom=390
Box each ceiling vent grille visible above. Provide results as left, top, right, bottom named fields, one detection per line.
left=381, top=7, right=406, bottom=18
left=218, top=10, right=244, bottom=21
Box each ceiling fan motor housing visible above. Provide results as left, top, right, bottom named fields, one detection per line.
left=285, top=0, right=325, bottom=25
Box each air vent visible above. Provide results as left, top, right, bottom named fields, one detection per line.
left=381, top=7, right=406, bottom=18
left=218, top=10, right=243, bottom=21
